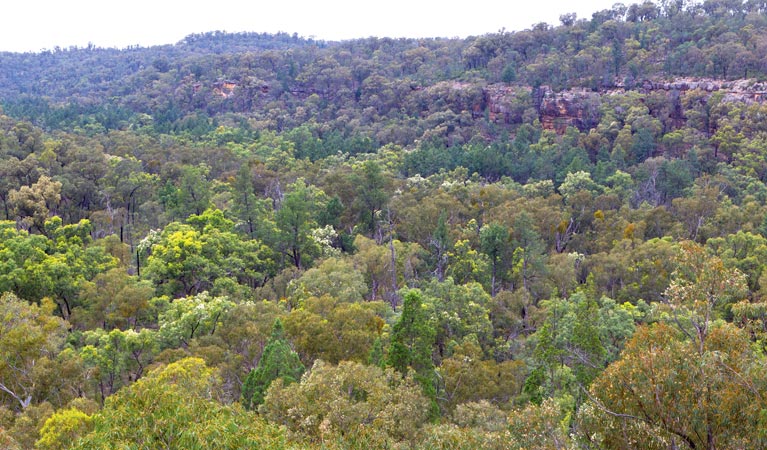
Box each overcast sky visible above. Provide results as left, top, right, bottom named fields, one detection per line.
left=1, top=0, right=623, bottom=53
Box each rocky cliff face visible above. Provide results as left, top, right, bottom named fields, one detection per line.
left=535, top=86, right=602, bottom=134
left=483, top=78, right=767, bottom=134
left=635, top=78, right=767, bottom=103
left=483, top=84, right=602, bottom=133
left=484, top=84, right=522, bottom=124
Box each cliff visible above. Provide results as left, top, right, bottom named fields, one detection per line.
left=482, top=78, right=767, bottom=134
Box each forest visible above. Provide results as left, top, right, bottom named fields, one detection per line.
left=1, top=0, right=767, bottom=448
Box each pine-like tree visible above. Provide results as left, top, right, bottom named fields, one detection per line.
left=241, top=319, right=304, bottom=410
left=387, top=290, right=439, bottom=418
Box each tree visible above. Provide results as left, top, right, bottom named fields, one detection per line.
left=671, top=182, right=722, bottom=242
left=74, top=358, right=288, bottom=449
left=581, top=322, right=767, bottom=449
left=142, top=224, right=206, bottom=296
left=0, top=152, right=41, bottom=222
left=525, top=292, right=632, bottom=405
left=143, top=209, right=274, bottom=297
left=706, top=231, right=767, bottom=292
left=0, top=218, right=117, bottom=320
left=79, top=328, right=158, bottom=401
left=438, top=337, right=525, bottom=410
left=275, top=179, right=325, bottom=269
left=208, top=299, right=283, bottom=400
left=36, top=407, right=93, bottom=450
left=430, top=212, right=451, bottom=282
left=665, top=240, right=748, bottom=353
left=262, top=360, right=429, bottom=443
left=558, top=171, right=603, bottom=200
left=77, top=268, right=154, bottom=330
left=480, top=222, right=511, bottom=297
left=733, top=135, right=767, bottom=182
left=0, top=293, right=68, bottom=411
left=287, top=257, right=367, bottom=303
left=352, top=234, right=426, bottom=303
left=7, top=175, right=61, bottom=231
left=447, top=238, right=490, bottom=286
left=5, top=401, right=55, bottom=450
left=387, top=289, right=438, bottom=417
left=160, top=164, right=212, bottom=219
left=710, top=123, right=744, bottom=161
left=580, top=242, right=761, bottom=449
left=241, top=319, right=304, bottom=410
left=511, top=212, right=548, bottom=296
left=508, top=397, right=573, bottom=450
left=352, top=161, right=390, bottom=239
left=284, top=296, right=386, bottom=365
left=229, top=162, right=271, bottom=239
left=99, top=154, right=158, bottom=246
left=157, top=291, right=235, bottom=348
left=420, top=279, right=494, bottom=359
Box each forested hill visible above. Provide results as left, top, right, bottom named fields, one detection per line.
left=3, top=1, right=767, bottom=140
left=3, top=1, right=767, bottom=449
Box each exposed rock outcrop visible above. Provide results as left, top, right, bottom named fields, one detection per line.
left=484, top=84, right=521, bottom=124
left=535, top=86, right=602, bottom=134
left=635, top=77, right=767, bottom=104
left=483, top=77, right=767, bottom=134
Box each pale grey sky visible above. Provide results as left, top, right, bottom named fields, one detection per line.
left=2, top=0, right=623, bottom=52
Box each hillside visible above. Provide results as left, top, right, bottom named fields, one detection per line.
left=1, top=2, right=767, bottom=449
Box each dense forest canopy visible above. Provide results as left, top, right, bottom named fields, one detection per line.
left=2, top=1, right=767, bottom=448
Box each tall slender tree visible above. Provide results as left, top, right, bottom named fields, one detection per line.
left=241, top=319, right=304, bottom=410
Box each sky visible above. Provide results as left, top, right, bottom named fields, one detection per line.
left=1, top=0, right=623, bottom=53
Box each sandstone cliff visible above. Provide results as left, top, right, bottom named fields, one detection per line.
left=483, top=78, right=767, bottom=134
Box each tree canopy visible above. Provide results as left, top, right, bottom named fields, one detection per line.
left=3, top=2, right=767, bottom=447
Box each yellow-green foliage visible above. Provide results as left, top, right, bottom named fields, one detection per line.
left=36, top=408, right=93, bottom=450
left=74, top=358, right=289, bottom=449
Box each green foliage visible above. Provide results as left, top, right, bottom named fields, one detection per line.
left=36, top=407, right=93, bottom=450
left=75, top=357, right=289, bottom=449
left=439, top=337, right=525, bottom=411
left=387, top=289, right=439, bottom=418
left=447, top=239, right=490, bottom=286
left=510, top=212, right=548, bottom=297
left=420, top=279, right=494, bottom=357
left=508, top=396, right=573, bottom=449
left=665, top=241, right=748, bottom=350
left=241, top=319, right=304, bottom=410
left=77, top=268, right=154, bottom=329
left=3, top=9, right=767, bottom=445
left=7, top=175, right=61, bottom=231
left=368, top=337, right=385, bottom=369
left=0, top=293, right=68, bottom=411
left=160, top=165, right=212, bottom=219
left=527, top=292, right=634, bottom=404
left=0, top=218, right=117, bottom=319
left=419, top=422, right=511, bottom=450
left=275, top=179, right=326, bottom=269
left=288, top=257, right=367, bottom=303
left=558, top=170, right=603, bottom=199
left=157, top=292, right=235, bottom=348
left=144, top=211, right=274, bottom=297
left=582, top=322, right=767, bottom=449
left=79, top=327, right=158, bottom=400
left=262, top=360, right=429, bottom=443
left=480, top=222, right=511, bottom=296
left=706, top=231, right=767, bottom=292
left=0, top=427, right=21, bottom=450
left=352, top=161, right=390, bottom=237
left=284, top=295, right=386, bottom=365
left=6, top=401, right=54, bottom=450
